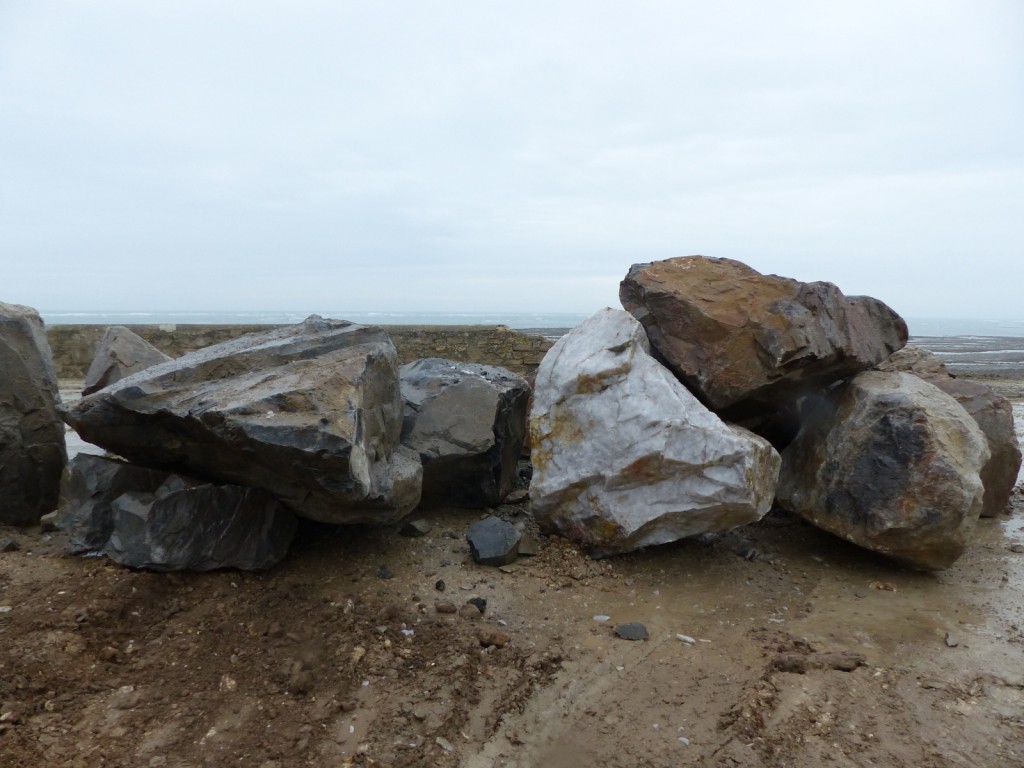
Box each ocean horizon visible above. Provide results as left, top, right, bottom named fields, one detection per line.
left=38, top=310, right=1024, bottom=339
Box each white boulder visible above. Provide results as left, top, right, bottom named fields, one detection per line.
left=529, top=308, right=781, bottom=556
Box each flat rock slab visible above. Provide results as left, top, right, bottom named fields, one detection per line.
left=62, top=316, right=422, bottom=524
left=619, top=256, right=908, bottom=417
left=0, top=302, right=67, bottom=525
left=466, top=516, right=521, bottom=566
left=777, top=371, right=989, bottom=570
left=530, top=309, right=780, bottom=557
left=401, top=358, right=530, bottom=508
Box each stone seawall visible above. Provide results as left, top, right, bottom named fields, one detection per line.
left=46, top=324, right=555, bottom=381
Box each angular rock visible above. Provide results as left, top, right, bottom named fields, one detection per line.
left=614, top=622, right=650, bottom=641
left=82, top=325, right=173, bottom=396
left=61, top=316, right=422, bottom=524
left=529, top=308, right=781, bottom=557
left=103, top=479, right=297, bottom=571
left=57, top=454, right=172, bottom=553
left=466, top=516, right=521, bottom=566
left=777, top=371, right=989, bottom=570
left=400, top=358, right=530, bottom=507
left=0, top=302, right=67, bottom=525
left=619, top=256, right=908, bottom=417
left=878, top=345, right=1022, bottom=517
left=400, top=518, right=432, bottom=537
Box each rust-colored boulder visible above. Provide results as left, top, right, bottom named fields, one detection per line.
left=619, top=256, right=908, bottom=418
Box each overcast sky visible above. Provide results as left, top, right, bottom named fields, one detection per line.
left=1, top=1, right=1021, bottom=319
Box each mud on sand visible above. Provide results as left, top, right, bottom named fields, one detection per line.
left=2, top=491, right=1024, bottom=768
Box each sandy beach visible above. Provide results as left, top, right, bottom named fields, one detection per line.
left=2, top=336, right=1023, bottom=767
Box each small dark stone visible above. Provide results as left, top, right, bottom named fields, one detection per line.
left=466, top=516, right=521, bottom=566
left=377, top=565, right=394, bottom=580
left=468, top=597, right=487, bottom=614
left=614, top=622, right=650, bottom=641
left=435, top=579, right=446, bottom=592
left=0, top=538, right=20, bottom=553
left=400, top=519, right=432, bottom=537
left=1009, top=543, right=1024, bottom=554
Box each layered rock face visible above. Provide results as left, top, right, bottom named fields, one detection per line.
left=82, top=325, right=173, bottom=396
left=0, top=302, right=67, bottom=525
left=400, top=358, right=530, bottom=507
left=619, top=256, right=908, bottom=418
left=59, top=454, right=296, bottom=571
left=777, top=371, right=989, bottom=571
left=62, top=316, right=422, bottom=524
left=530, top=308, right=781, bottom=557
left=878, top=346, right=1022, bottom=517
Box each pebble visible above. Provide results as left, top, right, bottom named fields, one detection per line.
left=614, top=622, right=650, bottom=641
left=436, top=736, right=454, bottom=752
left=1009, top=543, right=1024, bottom=554
left=39, top=511, right=59, bottom=532
left=593, top=615, right=611, bottom=622
left=400, top=519, right=432, bottom=537
left=377, top=565, right=395, bottom=580
left=459, top=603, right=482, bottom=620
left=0, top=538, right=19, bottom=553
left=435, top=601, right=458, bottom=614
left=504, top=489, right=529, bottom=504
left=477, top=629, right=511, bottom=648
left=676, top=634, right=696, bottom=645
left=468, top=597, right=487, bottom=614
left=435, top=579, right=446, bottom=592
left=945, top=632, right=959, bottom=648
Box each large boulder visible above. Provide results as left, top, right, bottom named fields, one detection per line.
left=58, top=454, right=296, bottom=570
left=0, top=302, right=67, bottom=525
left=57, top=454, right=170, bottom=552
left=400, top=358, right=530, bottom=507
left=777, top=371, right=989, bottom=570
left=529, top=308, right=781, bottom=557
left=878, top=345, right=1022, bottom=517
left=104, top=479, right=296, bottom=571
left=82, top=325, right=173, bottom=396
left=61, top=316, right=422, bottom=524
left=619, top=256, right=908, bottom=418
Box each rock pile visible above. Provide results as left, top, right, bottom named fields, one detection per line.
left=530, top=256, right=1013, bottom=570
left=53, top=315, right=530, bottom=570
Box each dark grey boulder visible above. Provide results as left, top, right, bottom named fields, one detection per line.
left=82, top=325, right=173, bottom=396
left=61, top=316, right=422, bottom=524
left=777, top=371, right=988, bottom=570
left=57, top=454, right=171, bottom=552
left=466, top=516, right=521, bottom=566
left=400, top=358, right=530, bottom=508
left=103, top=480, right=296, bottom=571
left=0, top=302, right=67, bottom=525
left=878, top=345, right=1022, bottom=517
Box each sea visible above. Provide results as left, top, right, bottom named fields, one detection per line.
left=37, top=311, right=1024, bottom=339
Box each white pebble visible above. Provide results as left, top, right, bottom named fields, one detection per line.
left=676, top=634, right=696, bottom=645
left=678, top=736, right=690, bottom=745
left=593, top=615, right=610, bottom=622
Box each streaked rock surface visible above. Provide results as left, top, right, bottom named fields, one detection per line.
left=529, top=308, right=780, bottom=557
left=62, top=316, right=421, bottom=524
left=878, top=346, right=1022, bottom=517
left=777, top=371, right=989, bottom=570
left=0, top=301, right=67, bottom=525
